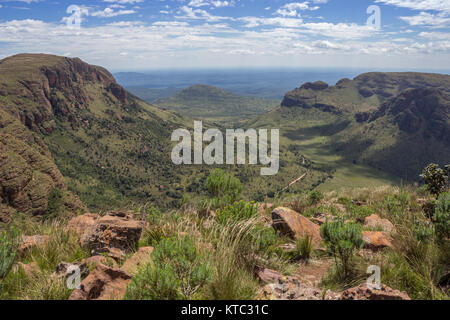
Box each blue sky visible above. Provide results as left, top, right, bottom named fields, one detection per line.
left=0, top=0, right=449, bottom=70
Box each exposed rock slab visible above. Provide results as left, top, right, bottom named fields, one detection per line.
left=272, top=207, right=322, bottom=244
left=68, top=264, right=132, bottom=300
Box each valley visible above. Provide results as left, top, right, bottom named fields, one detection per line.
left=0, top=53, right=448, bottom=302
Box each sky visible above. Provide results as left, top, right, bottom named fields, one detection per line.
left=0, top=0, right=449, bottom=70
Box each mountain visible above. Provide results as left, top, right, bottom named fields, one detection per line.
left=0, top=54, right=194, bottom=212
left=334, top=87, right=450, bottom=179
left=154, top=84, right=278, bottom=122
left=282, top=72, right=450, bottom=113
left=249, top=72, right=450, bottom=186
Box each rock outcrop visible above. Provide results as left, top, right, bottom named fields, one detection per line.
left=272, top=207, right=322, bottom=244
left=69, top=264, right=132, bottom=300
left=329, top=283, right=411, bottom=300
left=80, top=212, right=145, bottom=259
left=362, top=231, right=394, bottom=251
left=364, top=214, right=396, bottom=233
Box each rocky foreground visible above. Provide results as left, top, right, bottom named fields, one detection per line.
left=13, top=204, right=411, bottom=300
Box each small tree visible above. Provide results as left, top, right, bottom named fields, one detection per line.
left=125, top=237, right=212, bottom=300
left=206, top=169, right=242, bottom=202
left=216, top=201, right=257, bottom=224
left=420, top=164, right=449, bottom=196
left=320, top=219, right=363, bottom=279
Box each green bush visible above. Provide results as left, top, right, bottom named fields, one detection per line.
left=146, top=206, right=164, bottom=225
left=216, top=201, right=257, bottom=224
left=413, top=220, right=435, bottom=243
left=434, top=192, right=450, bottom=240
left=308, top=190, right=324, bottom=205
left=249, top=224, right=279, bottom=253
left=125, top=237, right=212, bottom=300
left=320, top=219, right=363, bottom=279
left=205, top=169, right=242, bottom=208
left=0, top=227, right=21, bottom=285
left=420, top=164, right=449, bottom=196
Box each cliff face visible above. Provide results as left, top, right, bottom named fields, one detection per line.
left=369, top=88, right=450, bottom=142
left=0, top=54, right=130, bottom=219
left=0, top=54, right=127, bottom=133
left=281, top=72, right=450, bottom=114
left=1, top=53, right=192, bottom=215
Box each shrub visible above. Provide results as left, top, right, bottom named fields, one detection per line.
left=205, top=169, right=242, bottom=207
left=125, top=237, right=212, bottom=300
left=413, top=220, right=435, bottom=243
left=320, top=219, right=363, bottom=279
left=308, top=190, right=324, bottom=205
left=434, top=192, right=450, bottom=240
left=420, top=163, right=449, bottom=196
left=249, top=224, right=279, bottom=253
left=145, top=206, right=164, bottom=225
left=216, top=201, right=257, bottom=224
left=0, top=227, right=21, bottom=285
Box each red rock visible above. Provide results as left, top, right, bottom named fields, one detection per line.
left=272, top=207, right=322, bottom=244
left=19, top=235, right=49, bottom=254
left=364, top=214, right=396, bottom=233
left=13, top=262, right=40, bottom=278
left=362, top=231, right=393, bottom=251
left=255, top=267, right=283, bottom=284
left=255, top=276, right=323, bottom=300
left=80, top=211, right=145, bottom=259
left=68, top=264, right=132, bottom=300
left=83, top=255, right=118, bottom=269
left=67, top=213, right=100, bottom=236
left=121, top=246, right=154, bottom=276
left=330, top=283, right=410, bottom=300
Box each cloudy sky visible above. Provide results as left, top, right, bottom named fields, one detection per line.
left=0, top=0, right=449, bottom=70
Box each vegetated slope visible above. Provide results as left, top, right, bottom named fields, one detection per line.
left=335, top=88, right=450, bottom=180
left=154, top=84, right=278, bottom=122
left=249, top=72, right=450, bottom=187
left=0, top=54, right=195, bottom=211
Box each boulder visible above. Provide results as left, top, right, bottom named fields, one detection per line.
left=19, top=235, right=49, bottom=254
left=52, top=261, right=89, bottom=281
left=255, top=276, right=323, bottom=300
left=272, top=207, right=322, bottom=244
left=83, top=255, right=118, bottom=269
left=329, top=283, right=410, bottom=300
left=67, top=213, right=100, bottom=236
left=80, top=211, right=145, bottom=259
left=68, top=264, right=132, bottom=300
left=364, top=214, right=396, bottom=233
left=311, top=212, right=334, bottom=225
left=121, top=246, right=154, bottom=276
left=255, top=267, right=283, bottom=284
left=362, top=231, right=393, bottom=251
left=13, top=262, right=40, bottom=278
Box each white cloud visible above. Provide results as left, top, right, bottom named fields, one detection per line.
left=188, top=0, right=235, bottom=8
left=276, top=2, right=320, bottom=17
left=399, top=11, right=450, bottom=27
left=375, top=0, right=450, bottom=13
left=91, top=7, right=136, bottom=18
